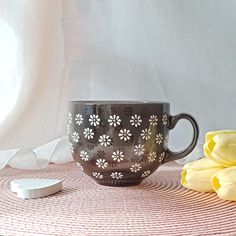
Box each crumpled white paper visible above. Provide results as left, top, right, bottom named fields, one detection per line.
left=0, top=136, right=73, bottom=170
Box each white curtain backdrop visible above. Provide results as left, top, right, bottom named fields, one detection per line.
left=0, top=0, right=235, bottom=169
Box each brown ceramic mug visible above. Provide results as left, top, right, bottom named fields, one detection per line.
left=68, top=101, right=199, bottom=187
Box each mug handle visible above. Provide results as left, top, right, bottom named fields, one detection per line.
left=164, top=113, right=199, bottom=163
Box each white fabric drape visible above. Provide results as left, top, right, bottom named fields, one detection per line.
left=0, top=0, right=65, bottom=149
left=0, top=0, right=235, bottom=169
left=0, top=0, right=73, bottom=169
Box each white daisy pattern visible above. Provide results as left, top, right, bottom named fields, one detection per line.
left=130, top=114, right=142, bottom=127
left=158, top=151, right=165, bottom=162
left=118, top=129, right=132, bottom=141
left=89, top=114, right=100, bottom=126
left=149, top=115, right=158, bottom=126
left=80, top=150, right=89, bottom=161
left=162, top=113, right=168, bottom=126
left=130, top=163, right=142, bottom=173
left=108, top=115, right=121, bottom=127
left=92, top=172, right=103, bottom=179
left=96, top=158, right=108, bottom=169
left=111, top=150, right=124, bottom=162
left=141, top=128, right=151, bottom=140
left=111, top=172, right=123, bottom=179
left=72, top=132, right=80, bottom=143
left=156, top=133, right=163, bottom=145
left=68, top=112, right=72, bottom=124
left=148, top=151, right=157, bottom=162
left=134, top=144, right=145, bottom=156
left=83, top=128, right=94, bottom=140
left=75, top=113, right=83, bottom=125
left=99, top=135, right=112, bottom=146
left=141, top=170, right=151, bottom=178
left=76, top=162, right=84, bottom=171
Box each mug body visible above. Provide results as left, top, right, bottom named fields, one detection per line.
left=68, top=101, right=170, bottom=186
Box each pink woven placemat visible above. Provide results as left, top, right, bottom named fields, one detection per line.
left=0, top=162, right=236, bottom=236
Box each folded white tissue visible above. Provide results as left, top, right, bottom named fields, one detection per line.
left=0, top=136, right=73, bottom=170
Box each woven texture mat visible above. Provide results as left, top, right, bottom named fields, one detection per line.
left=0, top=162, right=236, bottom=236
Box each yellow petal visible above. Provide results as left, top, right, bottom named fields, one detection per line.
left=181, top=168, right=223, bottom=192
left=211, top=166, right=236, bottom=201
left=203, top=140, right=215, bottom=159
left=204, top=131, right=236, bottom=167
left=211, top=134, right=236, bottom=166
left=205, top=130, right=236, bottom=143
left=181, top=157, right=224, bottom=192
left=183, top=157, right=222, bottom=171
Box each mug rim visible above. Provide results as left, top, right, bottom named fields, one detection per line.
left=69, top=100, right=170, bottom=105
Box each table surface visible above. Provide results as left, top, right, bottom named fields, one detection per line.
left=0, top=162, right=236, bottom=236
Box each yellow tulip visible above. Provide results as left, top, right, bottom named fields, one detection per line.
left=204, top=130, right=236, bottom=167
left=181, top=157, right=224, bottom=192
left=211, top=166, right=236, bottom=201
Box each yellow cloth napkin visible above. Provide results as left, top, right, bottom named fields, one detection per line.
left=181, top=130, right=236, bottom=201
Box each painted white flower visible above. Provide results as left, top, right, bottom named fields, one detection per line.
left=130, top=163, right=142, bottom=172
left=96, top=158, right=108, bottom=169
left=80, top=150, right=89, bottom=161
left=158, top=152, right=165, bottom=162
left=72, top=132, right=80, bottom=143
left=134, top=144, right=145, bottom=156
left=68, top=112, right=72, bottom=124
left=89, top=114, right=100, bottom=126
left=99, top=135, right=112, bottom=146
left=118, top=129, right=132, bottom=141
left=83, top=128, right=94, bottom=139
left=92, top=172, right=103, bottom=179
left=130, top=114, right=142, bottom=127
left=141, top=170, right=151, bottom=178
left=108, top=115, right=121, bottom=127
left=156, top=133, right=163, bottom=145
left=141, top=128, right=151, bottom=140
left=162, top=113, right=168, bottom=126
left=111, top=172, right=123, bottom=179
left=111, top=150, right=124, bottom=162
left=75, top=113, right=83, bottom=125
left=76, top=162, right=84, bottom=171
left=70, top=142, right=74, bottom=154
left=148, top=151, right=157, bottom=162
left=149, top=115, right=158, bottom=126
